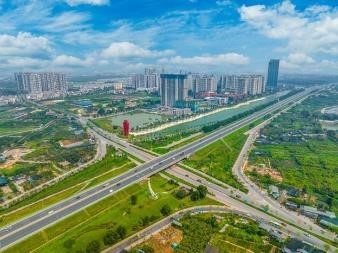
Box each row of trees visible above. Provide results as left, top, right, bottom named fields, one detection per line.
left=201, top=100, right=277, bottom=133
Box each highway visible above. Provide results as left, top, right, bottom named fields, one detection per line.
left=166, top=167, right=334, bottom=252
left=105, top=205, right=311, bottom=253
left=0, top=87, right=324, bottom=250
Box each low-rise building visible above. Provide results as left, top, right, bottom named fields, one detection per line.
left=282, top=238, right=325, bottom=253
left=0, top=176, right=8, bottom=187
left=300, top=205, right=336, bottom=219
left=259, top=222, right=288, bottom=242
left=160, top=107, right=192, bottom=116
left=269, top=185, right=280, bottom=199
left=0, top=154, right=6, bottom=163
left=319, top=217, right=338, bottom=229
left=285, top=201, right=298, bottom=211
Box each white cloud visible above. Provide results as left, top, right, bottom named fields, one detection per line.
left=101, top=42, right=174, bottom=58
left=53, top=55, right=92, bottom=67
left=239, top=0, right=338, bottom=55
left=65, top=0, right=110, bottom=6
left=101, top=42, right=152, bottom=58
left=39, top=11, right=91, bottom=32
left=285, top=53, right=315, bottom=65
left=159, top=53, right=249, bottom=65
left=0, top=32, right=51, bottom=57
left=216, top=1, right=231, bottom=6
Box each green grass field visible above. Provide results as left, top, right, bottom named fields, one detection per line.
left=3, top=175, right=219, bottom=253
left=91, top=117, right=116, bottom=133
left=183, top=122, right=262, bottom=192
left=0, top=147, right=135, bottom=226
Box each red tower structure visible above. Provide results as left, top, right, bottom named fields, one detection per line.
left=122, top=120, right=130, bottom=136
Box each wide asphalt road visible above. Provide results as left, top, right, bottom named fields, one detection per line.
left=0, top=87, right=317, bottom=249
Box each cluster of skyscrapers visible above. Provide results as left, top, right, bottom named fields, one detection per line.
left=15, top=72, right=68, bottom=100
left=218, top=74, right=265, bottom=95
left=130, top=68, right=160, bottom=91
left=159, top=59, right=280, bottom=108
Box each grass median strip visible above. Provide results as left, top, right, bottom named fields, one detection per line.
left=3, top=175, right=219, bottom=253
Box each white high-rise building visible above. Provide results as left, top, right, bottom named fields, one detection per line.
left=160, top=74, right=188, bottom=107
left=219, top=75, right=265, bottom=95
left=131, top=68, right=159, bottom=91
left=187, top=74, right=217, bottom=96
left=15, top=72, right=67, bottom=100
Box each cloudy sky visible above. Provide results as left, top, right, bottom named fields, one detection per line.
left=1, top=0, right=338, bottom=76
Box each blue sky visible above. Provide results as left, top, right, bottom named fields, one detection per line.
left=1, top=0, right=338, bottom=76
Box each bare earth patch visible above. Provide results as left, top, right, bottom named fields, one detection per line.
left=246, top=164, right=283, bottom=182
left=0, top=148, right=33, bottom=169
left=140, top=226, right=183, bottom=253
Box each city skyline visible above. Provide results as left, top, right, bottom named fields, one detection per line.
left=1, top=0, right=338, bottom=76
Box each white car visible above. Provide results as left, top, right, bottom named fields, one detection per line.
left=109, top=189, right=113, bottom=193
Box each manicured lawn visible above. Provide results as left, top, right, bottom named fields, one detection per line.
left=91, top=117, right=115, bottom=133
left=153, top=132, right=205, bottom=154
left=3, top=175, right=219, bottom=253
left=0, top=147, right=135, bottom=225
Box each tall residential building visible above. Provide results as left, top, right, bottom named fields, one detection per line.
left=187, top=74, right=217, bottom=97
left=266, top=59, right=280, bottom=90
left=218, top=75, right=265, bottom=95
left=160, top=74, right=188, bottom=107
left=15, top=72, right=67, bottom=100
left=131, top=68, right=159, bottom=90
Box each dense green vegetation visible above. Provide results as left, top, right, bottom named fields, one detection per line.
left=0, top=106, right=55, bottom=136
left=135, top=213, right=280, bottom=253
left=183, top=122, right=264, bottom=192
left=22, top=118, right=95, bottom=168
left=3, top=175, right=218, bottom=253
left=0, top=147, right=134, bottom=225
left=248, top=87, right=338, bottom=215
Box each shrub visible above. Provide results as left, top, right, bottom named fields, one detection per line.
left=160, top=204, right=171, bottom=216
left=85, top=240, right=100, bottom=253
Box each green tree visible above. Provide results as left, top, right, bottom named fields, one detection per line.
left=130, top=195, right=137, bottom=205
left=116, top=225, right=127, bottom=239
left=190, top=190, right=200, bottom=201
left=197, top=185, right=208, bottom=198
left=63, top=239, right=75, bottom=249
left=86, top=240, right=100, bottom=253
left=160, top=204, right=172, bottom=216
left=327, top=130, right=336, bottom=140
left=103, top=230, right=119, bottom=245
left=175, top=188, right=187, bottom=199
left=140, top=245, right=155, bottom=253
left=97, top=107, right=105, bottom=116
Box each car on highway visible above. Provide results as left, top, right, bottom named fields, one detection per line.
left=48, top=210, right=54, bottom=214
left=109, top=189, right=113, bottom=193
left=75, top=196, right=81, bottom=200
